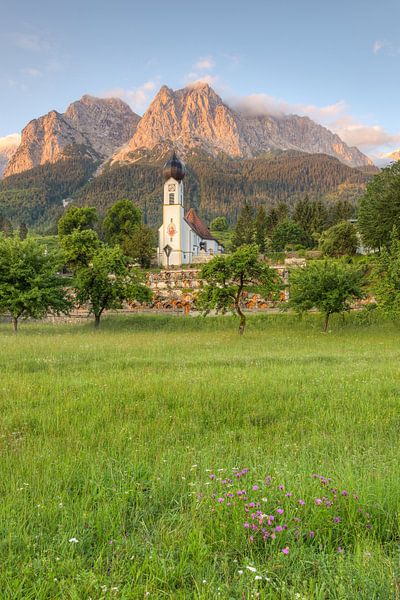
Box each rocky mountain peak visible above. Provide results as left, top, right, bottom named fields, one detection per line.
left=111, top=83, right=245, bottom=163
left=4, top=95, right=141, bottom=177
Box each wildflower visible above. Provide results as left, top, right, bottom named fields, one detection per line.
left=249, top=535, right=254, bottom=542
left=278, top=484, right=285, bottom=491
left=281, top=547, right=289, bottom=555
left=209, top=474, right=216, bottom=480
left=309, top=531, right=315, bottom=538
left=217, top=497, right=224, bottom=504
left=270, top=533, right=276, bottom=540
left=314, top=498, right=322, bottom=505
left=298, top=499, right=305, bottom=506
left=333, top=516, right=341, bottom=524
left=337, top=547, right=344, bottom=554
left=285, top=492, right=292, bottom=497
left=238, top=570, right=243, bottom=575
left=341, top=490, right=349, bottom=497
left=244, top=522, right=250, bottom=529
left=255, top=575, right=262, bottom=580
left=202, top=579, right=207, bottom=584
left=276, top=508, right=284, bottom=514
left=246, top=566, right=257, bottom=572
left=69, top=537, right=79, bottom=543
left=275, top=525, right=283, bottom=532
left=262, top=497, right=268, bottom=502
left=253, top=485, right=259, bottom=491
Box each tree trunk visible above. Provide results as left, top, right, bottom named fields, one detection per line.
left=94, top=314, right=101, bottom=328
left=324, top=313, right=330, bottom=332
left=12, top=317, right=18, bottom=333
left=235, top=302, right=246, bottom=335
left=235, top=279, right=246, bottom=335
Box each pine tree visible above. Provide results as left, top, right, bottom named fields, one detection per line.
left=255, top=206, right=268, bottom=253
left=231, top=205, right=255, bottom=250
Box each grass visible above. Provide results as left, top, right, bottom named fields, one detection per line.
left=0, top=313, right=400, bottom=599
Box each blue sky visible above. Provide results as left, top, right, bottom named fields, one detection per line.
left=1, top=0, right=399, bottom=159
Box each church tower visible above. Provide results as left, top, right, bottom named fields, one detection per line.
left=158, top=153, right=188, bottom=267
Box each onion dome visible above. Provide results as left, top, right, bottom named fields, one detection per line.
left=163, top=152, right=185, bottom=181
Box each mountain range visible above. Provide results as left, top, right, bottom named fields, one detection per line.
left=3, top=83, right=371, bottom=177
left=0, top=83, right=383, bottom=230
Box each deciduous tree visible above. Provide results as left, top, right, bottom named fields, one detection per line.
left=374, top=228, right=400, bottom=317
left=198, top=244, right=279, bottom=334
left=288, top=259, right=364, bottom=331
left=358, top=161, right=400, bottom=249
left=122, top=224, right=155, bottom=268
left=102, top=199, right=142, bottom=246
left=74, top=245, right=151, bottom=327
left=0, top=237, right=71, bottom=332
left=319, top=221, right=358, bottom=257
left=58, top=206, right=97, bottom=237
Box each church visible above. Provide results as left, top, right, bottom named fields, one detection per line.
left=157, top=153, right=222, bottom=267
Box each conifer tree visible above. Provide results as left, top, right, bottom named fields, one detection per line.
left=231, top=205, right=255, bottom=249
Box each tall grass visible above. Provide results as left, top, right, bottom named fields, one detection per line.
left=0, top=314, right=399, bottom=598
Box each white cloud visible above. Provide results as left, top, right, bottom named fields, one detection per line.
left=21, top=67, right=43, bottom=77
left=0, top=133, right=21, bottom=150
left=373, top=40, right=385, bottom=54
left=194, top=57, right=215, bottom=70
left=102, top=80, right=157, bottom=113
left=230, top=92, right=347, bottom=121
left=185, top=73, right=219, bottom=87
left=10, top=33, right=50, bottom=51
left=229, top=91, right=400, bottom=160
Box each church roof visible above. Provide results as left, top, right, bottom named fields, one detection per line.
left=185, top=208, right=218, bottom=242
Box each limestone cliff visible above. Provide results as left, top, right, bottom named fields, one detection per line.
left=111, top=83, right=371, bottom=168
left=4, top=96, right=140, bottom=177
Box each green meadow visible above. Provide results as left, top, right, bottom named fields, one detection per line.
left=1, top=314, right=400, bottom=599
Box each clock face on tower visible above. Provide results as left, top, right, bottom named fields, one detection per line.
left=168, top=184, right=176, bottom=192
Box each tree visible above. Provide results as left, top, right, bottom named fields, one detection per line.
left=210, top=216, right=228, bottom=232
left=61, top=228, right=100, bottom=269
left=0, top=237, right=71, bottom=332
left=58, top=206, right=97, bottom=237
left=374, top=228, right=400, bottom=317
left=358, top=161, right=400, bottom=249
left=0, top=217, right=13, bottom=237
left=271, top=219, right=307, bottom=251
left=255, top=206, right=268, bottom=253
left=231, top=205, right=255, bottom=249
left=74, top=244, right=152, bottom=327
left=122, top=224, right=155, bottom=268
left=293, top=196, right=327, bottom=244
left=288, top=259, right=364, bottom=331
left=198, top=244, right=279, bottom=334
left=102, top=199, right=142, bottom=246
left=319, top=221, right=358, bottom=257
left=18, top=222, right=28, bottom=240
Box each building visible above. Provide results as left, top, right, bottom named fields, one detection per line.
left=158, top=153, right=222, bottom=267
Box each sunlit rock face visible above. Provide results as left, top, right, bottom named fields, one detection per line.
left=111, top=83, right=371, bottom=168
left=4, top=96, right=140, bottom=177
left=5, top=84, right=372, bottom=177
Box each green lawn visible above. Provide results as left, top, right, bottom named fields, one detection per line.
left=0, top=314, right=399, bottom=599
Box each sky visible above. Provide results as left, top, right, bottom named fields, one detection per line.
left=1, top=0, right=399, bottom=161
